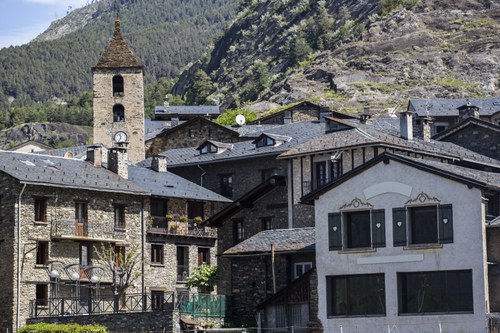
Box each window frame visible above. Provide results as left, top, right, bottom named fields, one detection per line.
left=112, top=75, right=124, bottom=97
left=220, top=174, right=233, bottom=197
left=233, top=219, right=245, bottom=245
left=344, top=210, right=372, bottom=249
left=34, top=197, right=48, bottom=222
left=408, top=205, right=438, bottom=245
left=35, top=284, right=49, bottom=307
left=36, top=241, right=49, bottom=266
left=113, top=104, right=125, bottom=122
left=114, top=204, right=126, bottom=230
left=326, top=273, right=386, bottom=317
left=197, top=247, right=210, bottom=266
left=398, top=270, right=473, bottom=315
left=151, top=244, right=164, bottom=265
left=151, top=290, right=165, bottom=310
left=200, top=143, right=218, bottom=154
left=177, top=246, right=189, bottom=281
left=293, top=262, right=312, bottom=280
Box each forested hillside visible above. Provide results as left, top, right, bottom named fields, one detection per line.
left=0, top=0, right=240, bottom=104
left=175, top=0, right=500, bottom=112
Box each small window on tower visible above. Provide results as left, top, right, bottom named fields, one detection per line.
left=113, top=75, right=124, bottom=96
left=113, top=104, right=125, bottom=122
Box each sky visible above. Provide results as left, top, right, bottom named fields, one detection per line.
left=0, top=0, right=90, bottom=49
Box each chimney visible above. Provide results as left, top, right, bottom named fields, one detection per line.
left=400, top=111, right=413, bottom=141
left=86, top=145, right=103, bottom=167
left=458, top=102, right=480, bottom=121
left=421, top=116, right=433, bottom=142
left=151, top=155, right=167, bottom=173
left=108, top=142, right=128, bottom=179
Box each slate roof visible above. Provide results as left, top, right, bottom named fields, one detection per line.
left=301, top=152, right=500, bottom=204
left=145, top=119, right=172, bottom=141
left=155, top=105, right=220, bottom=115
left=226, top=124, right=284, bottom=137
left=128, top=166, right=231, bottom=202
left=94, top=20, right=142, bottom=69
left=222, top=227, right=315, bottom=256
left=39, top=145, right=96, bottom=159
left=279, top=118, right=500, bottom=169
left=160, top=121, right=325, bottom=167
left=408, top=97, right=500, bottom=116
left=0, top=150, right=148, bottom=195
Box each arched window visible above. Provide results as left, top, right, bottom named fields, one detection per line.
left=113, top=104, right=125, bottom=122
left=113, top=75, right=124, bottom=96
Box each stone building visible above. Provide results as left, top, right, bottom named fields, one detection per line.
left=0, top=145, right=230, bottom=332
left=92, top=20, right=145, bottom=164
left=145, top=117, right=243, bottom=157
left=407, top=97, right=500, bottom=136
left=433, top=116, right=500, bottom=160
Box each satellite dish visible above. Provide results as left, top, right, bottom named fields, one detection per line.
left=235, top=114, right=246, bottom=126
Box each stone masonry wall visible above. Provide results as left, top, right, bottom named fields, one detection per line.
left=0, top=173, right=21, bottom=332
left=146, top=119, right=242, bottom=157
left=15, top=185, right=145, bottom=331
left=440, top=125, right=500, bottom=160
left=93, top=68, right=145, bottom=163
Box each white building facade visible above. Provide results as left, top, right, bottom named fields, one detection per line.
left=311, top=153, right=496, bottom=333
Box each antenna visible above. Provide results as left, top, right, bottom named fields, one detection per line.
left=235, top=114, right=246, bottom=126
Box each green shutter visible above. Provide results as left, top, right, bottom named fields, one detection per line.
left=328, top=212, right=342, bottom=250
left=392, top=207, right=407, bottom=247
left=371, top=209, right=386, bottom=248
left=439, top=204, right=453, bottom=244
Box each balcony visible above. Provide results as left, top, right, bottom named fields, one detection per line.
left=148, top=217, right=217, bottom=239
left=51, top=220, right=126, bottom=243
left=302, top=176, right=333, bottom=196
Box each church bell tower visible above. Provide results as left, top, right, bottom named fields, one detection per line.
left=92, top=20, right=145, bottom=164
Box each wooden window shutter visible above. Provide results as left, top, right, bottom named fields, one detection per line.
left=328, top=212, right=342, bottom=250
left=392, top=207, right=407, bottom=247
left=438, top=204, right=453, bottom=244
left=371, top=209, right=386, bottom=248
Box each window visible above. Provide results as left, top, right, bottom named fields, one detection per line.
left=187, top=201, right=204, bottom=220
left=113, top=104, right=125, bottom=122
left=151, top=244, right=164, bottom=265
left=392, top=204, right=453, bottom=247
left=326, top=274, right=386, bottom=317
left=261, top=168, right=276, bottom=182
left=151, top=290, right=164, bottom=310
left=36, top=241, right=48, bottom=265
left=200, top=143, right=218, bottom=154
left=261, top=217, right=272, bottom=231
left=75, top=202, right=88, bottom=237
left=36, top=284, right=48, bottom=306
left=398, top=270, right=473, bottom=314
left=294, top=262, right=312, bottom=279
left=233, top=220, right=245, bottom=245
left=114, top=205, right=126, bottom=229
left=150, top=198, right=168, bottom=217
left=313, top=157, right=343, bottom=190
left=112, top=75, right=124, bottom=96
left=328, top=209, right=385, bottom=251
left=177, top=246, right=189, bottom=281
left=115, top=246, right=125, bottom=268
left=256, top=136, right=275, bottom=148
left=80, top=243, right=91, bottom=266
left=220, top=174, right=233, bottom=197
left=198, top=247, right=210, bottom=266
left=34, top=198, right=47, bottom=222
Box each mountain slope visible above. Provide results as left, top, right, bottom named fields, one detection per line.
left=174, top=0, right=500, bottom=113
left=0, top=0, right=240, bottom=102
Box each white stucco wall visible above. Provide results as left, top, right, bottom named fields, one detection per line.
left=314, top=159, right=487, bottom=333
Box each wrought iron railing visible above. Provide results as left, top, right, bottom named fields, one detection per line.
left=149, top=223, right=217, bottom=238
left=302, top=177, right=333, bottom=195
left=29, top=292, right=175, bottom=318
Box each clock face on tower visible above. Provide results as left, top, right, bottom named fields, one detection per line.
left=114, top=131, right=127, bottom=143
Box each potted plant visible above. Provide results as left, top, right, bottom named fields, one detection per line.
left=179, top=215, right=188, bottom=223
left=169, top=223, right=178, bottom=234
left=193, top=216, right=203, bottom=224
left=166, top=214, right=174, bottom=222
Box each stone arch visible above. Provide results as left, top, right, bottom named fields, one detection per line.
left=113, top=104, right=125, bottom=122
left=112, top=75, right=124, bottom=96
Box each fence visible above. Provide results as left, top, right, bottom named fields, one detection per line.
left=29, top=292, right=175, bottom=318
left=177, top=293, right=227, bottom=319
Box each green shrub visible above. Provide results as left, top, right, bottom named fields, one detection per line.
left=20, top=323, right=108, bottom=333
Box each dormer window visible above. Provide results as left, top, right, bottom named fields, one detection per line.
left=113, top=75, right=124, bottom=96
left=256, top=136, right=275, bottom=148
left=197, top=140, right=233, bottom=155
left=253, top=133, right=291, bottom=148
left=200, top=143, right=218, bottom=154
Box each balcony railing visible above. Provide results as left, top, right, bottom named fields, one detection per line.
left=148, top=219, right=217, bottom=238
left=302, top=177, right=333, bottom=196
left=29, top=293, right=175, bottom=318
